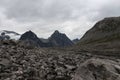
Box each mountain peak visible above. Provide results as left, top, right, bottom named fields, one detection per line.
left=28, top=30, right=32, bottom=32
left=49, top=30, right=73, bottom=47
left=19, top=30, right=45, bottom=47
left=53, top=30, right=60, bottom=35
left=55, top=30, right=59, bottom=33
left=20, top=30, right=38, bottom=41
left=26, top=30, right=34, bottom=34
left=51, top=30, right=64, bottom=38
left=19, top=30, right=74, bottom=47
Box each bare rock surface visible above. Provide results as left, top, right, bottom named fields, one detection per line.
left=0, top=40, right=120, bottom=80
left=0, top=41, right=91, bottom=80
left=72, top=58, right=120, bottom=80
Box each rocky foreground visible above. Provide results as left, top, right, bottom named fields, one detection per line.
left=0, top=41, right=120, bottom=80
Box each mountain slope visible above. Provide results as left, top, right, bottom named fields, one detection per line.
left=78, top=17, right=120, bottom=50
left=72, top=38, right=79, bottom=44
left=19, top=30, right=47, bottom=47
left=20, top=30, right=73, bottom=47
left=49, top=30, right=74, bottom=47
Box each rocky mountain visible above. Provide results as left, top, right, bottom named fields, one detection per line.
left=78, top=17, right=120, bottom=50
left=19, top=30, right=48, bottom=47
left=72, top=38, right=79, bottom=44
left=0, top=30, right=21, bottom=40
left=49, top=30, right=74, bottom=47
left=19, top=30, right=73, bottom=47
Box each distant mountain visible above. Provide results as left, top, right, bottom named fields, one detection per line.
left=78, top=16, right=120, bottom=50
left=49, top=30, right=74, bottom=47
left=19, top=30, right=47, bottom=47
left=0, top=30, right=21, bottom=40
left=19, top=30, right=73, bottom=47
left=72, top=38, right=79, bottom=44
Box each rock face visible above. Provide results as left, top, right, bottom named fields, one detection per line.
left=20, top=30, right=39, bottom=41
left=72, top=58, right=120, bottom=80
left=78, top=17, right=120, bottom=50
left=80, top=17, right=120, bottom=44
left=72, top=38, right=79, bottom=44
left=19, top=30, right=47, bottom=47
left=49, top=30, right=74, bottom=47
left=20, top=30, right=73, bottom=47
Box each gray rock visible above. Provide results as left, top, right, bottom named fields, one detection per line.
left=72, top=58, right=120, bottom=80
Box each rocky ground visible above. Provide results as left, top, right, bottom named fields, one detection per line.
left=0, top=40, right=120, bottom=80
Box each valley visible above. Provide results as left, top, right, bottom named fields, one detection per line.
left=1, top=16, right=120, bottom=80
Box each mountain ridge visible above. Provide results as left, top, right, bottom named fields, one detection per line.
left=19, top=30, right=74, bottom=47
left=78, top=16, right=120, bottom=51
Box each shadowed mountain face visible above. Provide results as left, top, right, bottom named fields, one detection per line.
left=20, top=30, right=37, bottom=40
left=78, top=17, right=120, bottom=50
left=49, top=30, right=74, bottom=47
left=19, top=30, right=47, bottom=47
left=72, top=38, right=79, bottom=44
left=20, top=30, right=73, bottom=47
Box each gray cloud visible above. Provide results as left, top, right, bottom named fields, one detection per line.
left=98, top=0, right=120, bottom=18
left=5, top=0, right=86, bottom=22
left=0, top=0, right=120, bottom=39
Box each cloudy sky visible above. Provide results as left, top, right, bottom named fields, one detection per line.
left=0, top=0, right=120, bottom=39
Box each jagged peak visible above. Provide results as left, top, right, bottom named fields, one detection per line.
left=50, top=30, right=61, bottom=37
left=20, top=30, right=38, bottom=41
left=52, top=30, right=66, bottom=36
left=54, top=30, right=60, bottom=34
left=26, top=30, right=33, bottom=33
left=24, top=30, right=37, bottom=36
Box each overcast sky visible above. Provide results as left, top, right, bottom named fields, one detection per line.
left=0, top=0, right=120, bottom=39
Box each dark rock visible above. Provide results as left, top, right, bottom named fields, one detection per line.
left=72, top=38, right=79, bottom=44
left=19, top=30, right=46, bottom=47
left=19, top=30, right=73, bottom=47
left=72, top=58, right=120, bottom=80
left=49, top=30, right=74, bottom=47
